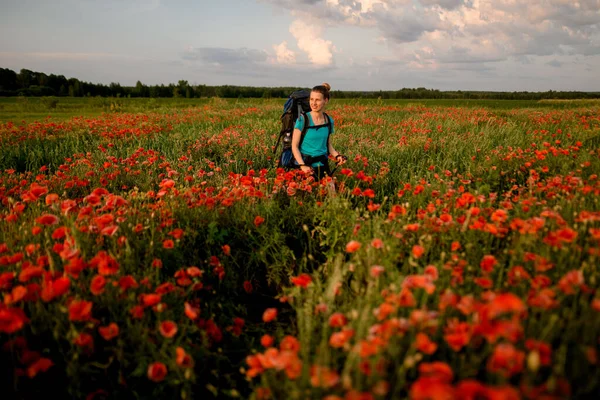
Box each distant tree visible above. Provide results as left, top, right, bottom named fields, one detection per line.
left=17, top=69, right=35, bottom=88
left=0, top=68, right=18, bottom=90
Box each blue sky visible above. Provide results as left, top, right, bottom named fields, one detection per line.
left=1, top=0, right=599, bottom=91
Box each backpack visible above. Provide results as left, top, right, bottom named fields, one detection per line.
left=274, top=90, right=332, bottom=169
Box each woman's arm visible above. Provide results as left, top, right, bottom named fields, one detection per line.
left=328, top=141, right=346, bottom=165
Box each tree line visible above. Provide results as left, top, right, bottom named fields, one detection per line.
left=1, top=67, right=599, bottom=100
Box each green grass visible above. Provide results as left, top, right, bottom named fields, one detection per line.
left=1, top=97, right=598, bottom=124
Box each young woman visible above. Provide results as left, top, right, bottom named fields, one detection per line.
left=291, top=83, right=346, bottom=180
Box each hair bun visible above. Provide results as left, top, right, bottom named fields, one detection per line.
left=321, top=82, right=331, bottom=92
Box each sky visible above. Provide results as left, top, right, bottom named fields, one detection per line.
left=0, top=0, right=599, bottom=91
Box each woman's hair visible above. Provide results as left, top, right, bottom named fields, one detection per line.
left=312, top=82, right=331, bottom=100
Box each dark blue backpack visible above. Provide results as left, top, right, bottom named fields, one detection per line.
left=275, top=90, right=332, bottom=168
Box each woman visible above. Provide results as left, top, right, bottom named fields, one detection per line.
left=291, top=83, right=346, bottom=180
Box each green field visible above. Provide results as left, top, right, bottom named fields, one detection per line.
left=2, top=96, right=599, bottom=124
left=1, top=98, right=599, bottom=399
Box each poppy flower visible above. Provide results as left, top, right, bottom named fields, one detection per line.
left=159, top=320, right=178, bottom=338
left=290, top=273, right=312, bottom=288
left=184, top=302, right=200, bottom=320
left=175, top=347, right=194, bottom=368
left=36, top=214, right=59, bottom=226
left=260, top=334, right=274, bottom=347
left=98, top=323, right=119, bottom=341
left=26, top=357, right=53, bottom=378
left=90, top=275, right=107, bottom=296
left=370, top=265, right=385, bottom=278
left=415, top=332, right=438, bottom=355
left=412, top=245, right=425, bottom=258
left=147, top=362, right=168, bottom=382
left=262, top=308, right=277, bottom=323
left=345, top=240, right=361, bottom=253
left=254, top=216, right=265, bottom=227
left=68, top=299, right=93, bottom=322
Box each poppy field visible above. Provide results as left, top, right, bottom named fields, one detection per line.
left=1, top=98, right=600, bottom=399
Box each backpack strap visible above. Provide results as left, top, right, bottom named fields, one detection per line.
left=324, top=112, right=332, bottom=155
left=299, top=113, right=309, bottom=148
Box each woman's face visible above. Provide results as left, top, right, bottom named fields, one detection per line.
left=310, top=91, right=328, bottom=112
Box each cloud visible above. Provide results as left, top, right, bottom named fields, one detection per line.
left=546, top=59, right=563, bottom=68
left=262, top=0, right=600, bottom=69
left=272, top=41, right=297, bottom=64
left=182, top=47, right=268, bottom=66
left=289, top=19, right=335, bottom=65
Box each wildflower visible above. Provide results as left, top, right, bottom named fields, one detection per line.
left=487, top=343, right=525, bottom=378
left=371, top=238, right=384, bottom=249
left=159, top=320, right=178, bottom=338
left=370, top=265, right=385, bottom=278
left=68, top=299, right=93, bottom=322
left=98, top=323, right=119, bottom=341
left=90, top=275, right=107, bottom=296
left=261, top=334, right=274, bottom=347
left=222, top=244, right=231, bottom=256
left=36, top=214, right=59, bottom=226
left=291, top=273, right=312, bottom=288
left=254, top=216, right=265, bottom=227
left=412, top=245, right=425, bottom=258
left=73, top=332, right=94, bottom=353
left=280, top=335, right=301, bottom=353
left=147, top=362, right=168, bottom=382
left=175, top=347, right=194, bottom=368
left=415, top=332, right=437, bottom=355
left=329, top=313, right=348, bottom=328
left=345, top=240, right=361, bottom=253
left=184, top=302, right=200, bottom=320
left=26, top=357, right=53, bottom=378
left=480, top=255, right=498, bottom=273
left=262, top=308, right=277, bottom=323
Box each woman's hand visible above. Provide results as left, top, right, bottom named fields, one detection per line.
left=335, top=154, right=347, bottom=165
left=300, top=165, right=313, bottom=174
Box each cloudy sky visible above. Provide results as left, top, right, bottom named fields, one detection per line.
left=1, top=0, right=599, bottom=91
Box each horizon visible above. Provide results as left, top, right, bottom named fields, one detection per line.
left=1, top=0, right=599, bottom=92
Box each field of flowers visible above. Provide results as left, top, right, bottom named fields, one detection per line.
left=1, top=98, right=599, bottom=399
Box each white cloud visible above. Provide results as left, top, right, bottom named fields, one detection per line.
left=263, top=0, right=600, bottom=69
left=272, top=41, right=297, bottom=64
left=289, top=19, right=335, bottom=65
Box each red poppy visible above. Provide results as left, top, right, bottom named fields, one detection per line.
left=328, top=313, right=348, bottom=328
left=98, top=323, right=119, bottom=341
left=291, top=273, right=312, bottom=288
left=175, top=347, right=194, bottom=368
left=262, top=308, right=277, bottom=323
left=487, top=343, right=525, bottom=378
left=345, top=240, right=361, bottom=253
left=36, top=214, right=59, bottom=226
left=89, top=251, right=119, bottom=276
left=68, top=299, right=93, bottom=322
left=26, top=357, right=53, bottom=378
left=254, top=216, right=265, bottom=227
left=260, top=334, right=274, bottom=347
left=140, top=293, right=161, bottom=307
left=412, top=245, right=425, bottom=258
left=159, top=320, right=178, bottom=338
left=415, top=332, right=438, bottom=355
left=147, top=362, right=168, bottom=382
left=90, top=275, right=107, bottom=296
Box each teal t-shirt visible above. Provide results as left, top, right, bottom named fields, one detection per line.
left=294, top=112, right=335, bottom=166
